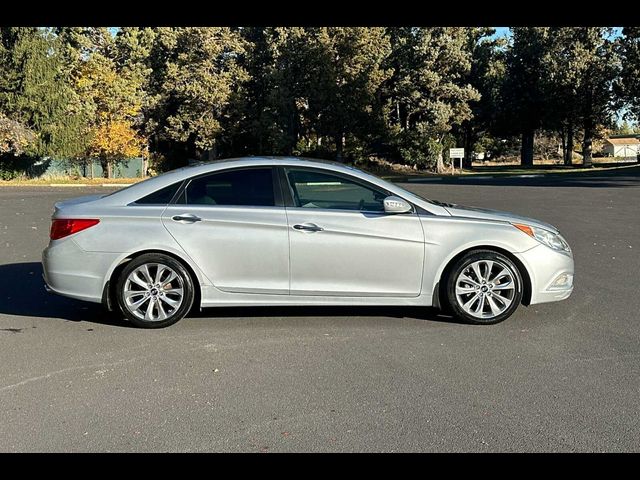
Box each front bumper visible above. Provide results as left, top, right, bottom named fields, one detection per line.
left=514, top=244, right=574, bottom=305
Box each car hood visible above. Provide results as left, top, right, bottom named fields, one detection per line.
left=440, top=202, right=559, bottom=233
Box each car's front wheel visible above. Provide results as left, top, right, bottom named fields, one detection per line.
left=446, top=250, right=523, bottom=325
left=116, top=253, right=195, bottom=328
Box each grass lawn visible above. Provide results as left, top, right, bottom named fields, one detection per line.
left=381, top=160, right=639, bottom=180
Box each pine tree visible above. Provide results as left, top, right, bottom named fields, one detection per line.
left=386, top=27, right=480, bottom=172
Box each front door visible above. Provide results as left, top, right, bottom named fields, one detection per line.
left=283, top=167, right=425, bottom=297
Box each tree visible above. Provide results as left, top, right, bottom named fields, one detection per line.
left=501, top=28, right=618, bottom=167
left=457, top=28, right=506, bottom=168
left=65, top=27, right=149, bottom=177
left=500, top=27, right=551, bottom=166
left=238, top=27, right=312, bottom=157
left=0, top=113, right=35, bottom=155
left=611, top=120, right=640, bottom=135
left=543, top=27, right=583, bottom=165
left=0, top=27, right=87, bottom=161
left=386, top=27, right=480, bottom=172
left=88, top=120, right=144, bottom=170
left=145, top=27, right=248, bottom=165
left=572, top=28, right=620, bottom=167
left=304, top=27, right=392, bottom=162
left=617, top=27, right=640, bottom=125
left=232, top=27, right=392, bottom=162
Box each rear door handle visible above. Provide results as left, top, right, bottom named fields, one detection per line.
left=293, top=223, right=324, bottom=232
left=172, top=213, right=202, bottom=223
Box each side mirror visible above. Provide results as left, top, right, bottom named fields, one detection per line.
left=383, top=196, right=412, bottom=214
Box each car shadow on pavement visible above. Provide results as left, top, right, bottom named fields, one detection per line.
left=191, top=305, right=465, bottom=325
left=0, top=262, right=131, bottom=327
left=1, top=262, right=464, bottom=327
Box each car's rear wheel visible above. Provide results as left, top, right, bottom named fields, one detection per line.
left=116, top=253, right=195, bottom=328
left=446, top=250, right=523, bottom=325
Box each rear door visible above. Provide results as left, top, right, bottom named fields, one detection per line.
left=282, top=167, right=425, bottom=297
left=162, top=167, right=290, bottom=294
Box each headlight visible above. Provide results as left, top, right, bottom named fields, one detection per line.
left=513, top=223, right=571, bottom=253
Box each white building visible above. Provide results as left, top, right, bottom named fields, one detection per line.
left=603, top=137, right=640, bottom=158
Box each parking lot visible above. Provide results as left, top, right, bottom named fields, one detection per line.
left=1, top=166, right=639, bottom=452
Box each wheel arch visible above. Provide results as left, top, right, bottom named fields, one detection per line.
left=102, top=249, right=203, bottom=312
left=434, top=245, right=532, bottom=310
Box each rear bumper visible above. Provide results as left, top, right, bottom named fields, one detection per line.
left=42, top=238, right=120, bottom=304
left=514, top=245, right=574, bottom=305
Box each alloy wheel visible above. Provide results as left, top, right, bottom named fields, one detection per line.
left=123, top=263, right=185, bottom=322
left=454, top=259, right=516, bottom=319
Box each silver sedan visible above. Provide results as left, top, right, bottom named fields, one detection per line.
left=42, top=157, right=574, bottom=328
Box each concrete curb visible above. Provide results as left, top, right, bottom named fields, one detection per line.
left=48, top=184, right=88, bottom=187
left=46, top=183, right=133, bottom=187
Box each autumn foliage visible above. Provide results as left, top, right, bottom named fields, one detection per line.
left=1, top=27, right=639, bottom=180
left=88, top=120, right=144, bottom=161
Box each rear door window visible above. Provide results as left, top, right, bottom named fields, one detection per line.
left=180, top=168, right=275, bottom=207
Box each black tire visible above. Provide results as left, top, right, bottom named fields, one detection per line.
left=445, top=250, right=523, bottom=325
left=115, top=253, right=195, bottom=328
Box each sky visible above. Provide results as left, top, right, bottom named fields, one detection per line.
left=492, top=27, right=623, bottom=39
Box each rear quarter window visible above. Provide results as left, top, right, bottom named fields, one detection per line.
left=134, top=182, right=182, bottom=205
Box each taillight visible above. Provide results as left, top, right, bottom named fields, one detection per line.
left=50, top=219, right=100, bottom=240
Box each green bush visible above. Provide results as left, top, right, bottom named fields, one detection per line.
left=0, top=154, right=31, bottom=180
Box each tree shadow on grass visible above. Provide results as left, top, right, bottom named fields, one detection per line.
left=398, top=164, right=640, bottom=189
left=1, top=262, right=464, bottom=327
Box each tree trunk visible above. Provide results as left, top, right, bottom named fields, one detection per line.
left=582, top=125, right=593, bottom=167
left=565, top=124, right=574, bottom=165
left=207, top=143, right=218, bottom=161
left=335, top=131, right=344, bottom=162
left=436, top=148, right=446, bottom=174
left=100, top=156, right=110, bottom=179
left=521, top=129, right=534, bottom=166
left=288, top=106, right=297, bottom=156
left=463, top=124, right=474, bottom=169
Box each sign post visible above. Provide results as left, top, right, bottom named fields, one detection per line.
left=449, top=148, right=465, bottom=173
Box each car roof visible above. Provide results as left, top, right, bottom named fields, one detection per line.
left=101, top=156, right=369, bottom=202
left=167, top=156, right=366, bottom=177
left=96, top=156, right=448, bottom=215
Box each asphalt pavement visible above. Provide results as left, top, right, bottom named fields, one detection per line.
left=0, top=166, right=639, bottom=452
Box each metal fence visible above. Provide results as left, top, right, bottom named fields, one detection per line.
left=28, top=158, right=146, bottom=179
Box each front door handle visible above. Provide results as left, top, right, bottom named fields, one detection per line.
left=172, top=213, right=202, bottom=223
left=293, top=223, right=324, bottom=232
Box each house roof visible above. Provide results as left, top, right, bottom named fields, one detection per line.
left=605, top=137, right=640, bottom=145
